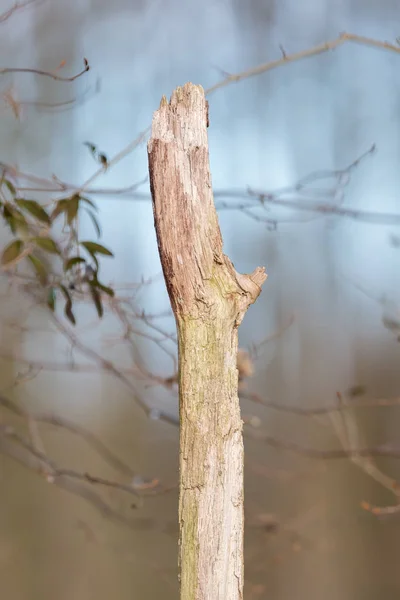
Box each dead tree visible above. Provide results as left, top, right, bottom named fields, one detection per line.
left=148, top=83, right=266, bottom=599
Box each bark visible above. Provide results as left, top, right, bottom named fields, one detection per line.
left=148, top=83, right=266, bottom=600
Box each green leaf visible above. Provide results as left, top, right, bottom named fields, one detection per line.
left=80, top=241, right=113, bottom=257
left=59, top=285, right=76, bottom=325
left=27, top=254, right=48, bottom=285
left=59, top=284, right=69, bottom=300
left=59, top=284, right=71, bottom=301
left=98, top=153, right=108, bottom=168
left=64, top=300, right=76, bottom=325
left=7, top=219, right=17, bottom=236
left=80, top=196, right=98, bottom=212
left=47, top=287, right=56, bottom=311
left=5, top=217, right=29, bottom=238
left=89, top=283, right=103, bottom=318
left=84, top=141, right=97, bottom=157
left=66, top=194, right=80, bottom=225
left=348, top=384, right=367, bottom=398
left=84, top=209, right=101, bottom=238
left=64, top=256, right=86, bottom=271
left=89, top=256, right=99, bottom=272
left=3, top=204, right=12, bottom=220
left=1, top=239, right=24, bottom=266
left=83, top=142, right=109, bottom=169
left=3, top=204, right=28, bottom=235
left=31, top=236, right=60, bottom=254
left=15, top=199, right=51, bottom=225
left=95, top=280, right=114, bottom=297
left=3, top=179, right=16, bottom=197
left=50, top=199, right=68, bottom=221
left=16, top=221, right=30, bottom=238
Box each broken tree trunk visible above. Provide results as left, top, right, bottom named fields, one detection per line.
left=148, top=83, right=266, bottom=600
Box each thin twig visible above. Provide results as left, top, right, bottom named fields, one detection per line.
left=0, top=59, right=90, bottom=82
left=246, top=188, right=400, bottom=226
left=0, top=0, right=42, bottom=23
left=247, top=428, right=400, bottom=460
left=0, top=394, right=135, bottom=477
left=9, top=32, right=395, bottom=202
left=328, top=394, right=400, bottom=512
left=205, top=32, right=400, bottom=96
left=0, top=430, right=140, bottom=525
left=240, top=389, right=400, bottom=415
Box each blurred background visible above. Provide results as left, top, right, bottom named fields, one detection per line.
left=1, top=0, right=400, bottom=598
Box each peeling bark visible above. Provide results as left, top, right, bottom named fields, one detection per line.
left=148, top=83, right=266, bottom=600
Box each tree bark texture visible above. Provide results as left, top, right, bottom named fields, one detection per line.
left=148, top=83, right=266, bottom=600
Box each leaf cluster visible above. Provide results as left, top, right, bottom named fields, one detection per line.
left=0, top=177, right=114, bottom=324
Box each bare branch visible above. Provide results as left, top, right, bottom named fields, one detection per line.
left=205, top=32, right=400, bottom=96
left=0, top=424, right=174, bottom=515
left=7, top=144, right=382, bottom=240
left=0, top=394, right=135, bottom=477
left=240, top=390, right=400, bottom=415
left=78, top=128, right=149, bottom=193
left=248, top=428, right=400, bottom=460
left=3, top=77, right=100, bottom=119
left=3, top=33, right=400, bottom=208
left=247, top=314, right=295, bottom=362
left=8, top=298, right=181, bottom=428
left=361, top=501, right=400, bottom=517
left=0, top=0, right=42, bottom=24
left=246, top=187, right=400, bottom=226
left=0, top=59, right=90, bottom=82
left=0, top=429, right=148, bottom=525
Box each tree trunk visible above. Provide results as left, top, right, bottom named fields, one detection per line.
left=148, top=83, right=266, bottom=600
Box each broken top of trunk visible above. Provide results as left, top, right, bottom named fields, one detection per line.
left=148, top=83, right=266, bottom=325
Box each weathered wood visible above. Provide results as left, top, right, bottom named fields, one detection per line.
left=148, top=83, right=266, bottom=600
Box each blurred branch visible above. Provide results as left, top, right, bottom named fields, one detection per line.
left=26, top=412, right=52, bottom=476
left=47, top=310, right=174, bottom=396
left=0, top=59, right=90, bottom=82
left=343, top=275, right=400, bottom=339
left=1, top=292, right=179, bottom=424
left=87, top=33, right=400, bottom=201
left=244, top=187, right=400, bottom=226
left=249, top=428, right=400, bottom=460
left=0, top=391, right=176, bottom=498
left=8, top=32, right=398, bottom=200
left=329, top=394, right=400, bottom=516
left=0, top=351, right=137, bottom=376
left=0, top=0, right=42, bottom=23
left=3, top=77, right=100, bottom=119
left=205, top=32, right=400, bottom=95
left=0, top=394, right=136, bottom=477
left=247, top=314, right=295, bottom=362
left=214, top=145, right=400, bottom=227
left=0, top=423, right=140, bottom=501
left=0, top=414, right=174, bottom=526
left=0, top=429, right=141, bottom=525
left=240, top=390, right=400, bottom=415
left=361, top=501, right=400, bottom=517
left=2, top=28, right=400, bottom=536
left=4, top=392, right=400, bottom=530
left=78, top=129, right=149, bottom=193
left=4, top=145, right=384, bottom=235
